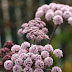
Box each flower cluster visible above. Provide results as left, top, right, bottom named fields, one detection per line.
left=0, top=41, right=14, bottom=71
left=4, top=41, right=63, bottom=72
left=18, top=18, right=49, bottom=42
left=35, top=2, right=72, bottom=25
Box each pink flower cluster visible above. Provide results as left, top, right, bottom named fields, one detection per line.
left=0, top=41, right=14, bottom=72
left=35, top=2, right=72, bottom=25
left=4, top=41, right=63, bottom=72
left=18, top=18, right=49, bottom=42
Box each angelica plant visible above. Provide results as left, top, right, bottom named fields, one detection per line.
left=4, top=2, right=72, bottom=72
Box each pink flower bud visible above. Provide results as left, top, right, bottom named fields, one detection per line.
left=44, top=57, right=53, bottom=67
left=53, top=15, right=63, bottom=25
left=53, top=49, right=63, bottom=58
left=4, top=60, right=13, bottom=70
left=51, top=66, right=62, bottom=72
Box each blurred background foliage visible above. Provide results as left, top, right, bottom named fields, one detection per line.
left=0, top=0, right=72, bottom=72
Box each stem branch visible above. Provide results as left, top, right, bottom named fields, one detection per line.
left=48, top=25, right=59, bottom=44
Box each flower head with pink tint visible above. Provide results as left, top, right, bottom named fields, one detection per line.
left=15, top=58, right=23, bottom=66
left=34, top=68, right=44, bottom=72
left=51, top=66, right=62, bottom=72
left=34, top=54, right=42, bottom=61
left=35, top=10, right=44, bottom=18
left=11, top=54, right=19, bottom=62
left=44, top=57, right=53, bottom=67
left=11, top=45, right=21, bottom=53
left=19, top=53, right=27, bottom=60
left=18, top=49, right=27, bottom=55
left=35, top=60, right=44, bottom=68
left=42, top=4, right=49, bottom=13
left=63, top=11, right=72, bottom=19
left=37, top=45, right=44, bottom=52
left=21, top=41, right=30, bottom=49
left=24, top=67, right=33, bottom=72
left=44, top=44, right=53, bottom=52
left=17, top=28, right=22, bottom=36
left=13, top=65, right=22, bottom=72
left=68, top=17, right=72, bottom=25
left=41, top=51, right=49, bottom=58
left=55, top=10, right=63, bottom=16
left=23, top=58, right=33, bottom=67
left=53, top=49, right=63, bottom=58
left=4, top=60, right=13, bottom=70
left=45, top=11, right=54, bottom=21
left=29, top=45, right=38, bottom=54
left=53, top=15, right=63, bottom=25
left=27, top=52, right=34, bottom=60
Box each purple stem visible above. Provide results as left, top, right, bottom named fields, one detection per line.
left=48, top=25, right=59, bottom=44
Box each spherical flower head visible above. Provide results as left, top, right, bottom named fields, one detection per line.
left=34, top=54, right=42, bottom=61
left=19, top=53, right=27, bottom=60
left=53, top=15, right=63, bottom=25
left=21, top=41, right=30, bottom=49
left=17, top=28, right=22, bottom=36
left=47, top=9, right=54, bottom=12
left=55, top=10, right=63, bottom=16
left=4, top=60, right=13, bottom=70
left=11, top=54, right=19, bottom=62
left=53, top=49, right=63, bottom=58
left=41, top=4, right=49, bottom=13
left=37, top=45, right=44, bottom=52
left=68, top=17, right=72, bottom=25
left=15, top=58, right=23, bottom=66
left=2, top=55, right=11, bottom=62
left=41, top=51, right=49, bottom=58
left=13, top=65, right=22, bottom=72
left=18, top=49, right=27, bottom=55
left=45, top=11, right=54, bottom=21
left=50, top=4, right=57, bottom=11
left=42, top=28, right=48, bottom=34
left=44, top=44, right=53, bottom=52
left=35, top=10, right=44, bottom=18
left=23, top=58, right=33, bottom=67
left=63, top=11, right=72, bottom=19
left=11, top=45, right=21, bottom=53
left=34, top=68, right=44, bottom=72
left=3, top=41, right=14, bottom=50
left=35, top=60, right=44, bottom=68
left=61, top=7, right=68, bottom=12
left=56, top=4, right=63, bottom=10
left=24, top=67, right=33, bottom=72
left=51, top=66, right=62, bottom=72
left=44, top=57, right=53, bottom=67
left=68, top=7, right=72, bottom=13
left=27, top=52, right=34, bottom=60
left=49, top=2, right=56, bottom=8
left=29, top=45, right=38, bottom=54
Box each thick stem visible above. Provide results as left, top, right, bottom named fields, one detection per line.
left=48, top=25, right=59, bottom=44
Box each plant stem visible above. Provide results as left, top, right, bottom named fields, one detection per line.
left=48, top=25, right=59, bottom=44
left=43, top=68, right=51, bottom=71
